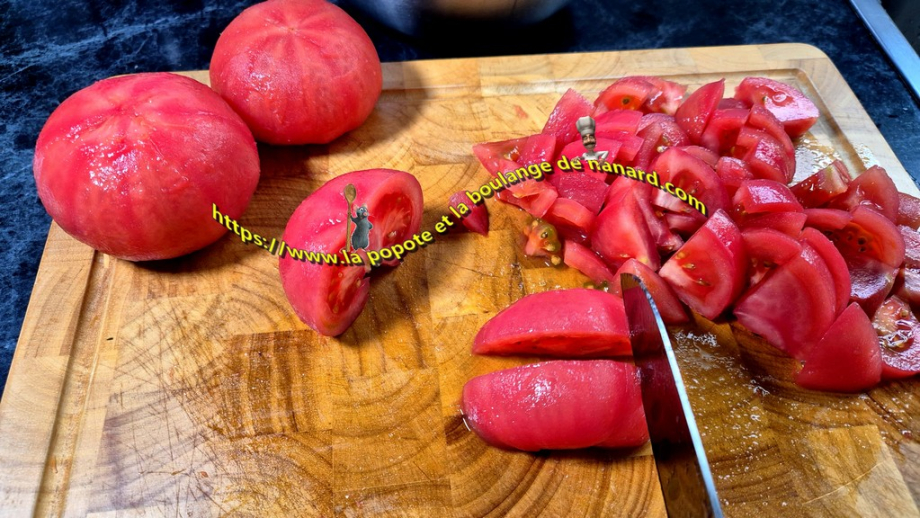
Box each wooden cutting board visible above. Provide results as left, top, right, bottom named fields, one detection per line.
left=2, top=44, right=919, bottom=517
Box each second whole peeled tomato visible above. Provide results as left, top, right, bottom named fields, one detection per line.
left=210, top=0, right=383, bottom=145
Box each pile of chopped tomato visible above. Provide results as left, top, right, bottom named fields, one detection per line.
left=472, top=75, right=920, bottom=393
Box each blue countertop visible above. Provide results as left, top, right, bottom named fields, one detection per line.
left=2, top=0, right=919, bottom=396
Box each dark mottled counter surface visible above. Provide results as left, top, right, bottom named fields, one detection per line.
left=2, top=0, right=919, bottom=394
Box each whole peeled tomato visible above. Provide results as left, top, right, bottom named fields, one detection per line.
left=33, top=72, right=260, bottom=261
left=279, top=169, right=423, bottom=336
left=210, top=0, right=383, bottom=145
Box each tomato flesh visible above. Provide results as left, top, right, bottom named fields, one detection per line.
left=742, top=228, right=803, bottom=286
left=461, top=360, right=648, bottom=451
left=732, top=179, right=803, bottom=222
left=828, top=165, right=900, bottom=223
left=473, top=289, right=631, bottom=357
left=592, top=185, right=660, bottom=271
left=542, top=88, right=594, bottom=146
left=650, top=147, right=730, bottom=216
left=699, top=108, right=749, bottom=155
left=796, top=303, right=882, bottom=392
left=564, top=241, right=617, bottom=286
left=801, top=227, right=851, bottom=316
left=659, top=210, right=746, bottom=319
left=449, top=191, right=489, bottom=236
left=675, top=79, right=725, bottom=143
left=791, top=160, right=851, bottom=208
left=715, top=157, right=754, bottom=197
left=873, top=296, right=920, bottom=379
left=612, top=259, right=689, bottom=324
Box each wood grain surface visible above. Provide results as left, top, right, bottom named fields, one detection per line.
left=2, top=44, right=919, bottom=517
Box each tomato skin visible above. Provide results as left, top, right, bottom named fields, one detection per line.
left=33, top=72, right=260, bottom=261
left=746, top=105, right=796, bottom=174
left=873, top=296, right=920, bottom=379
left=461, top=360, right=648, bottom=451
left=210, top=0, right=381, bottom=144
left=450, top=191, right=489, bottom=236
left=901, top=225, right=920, bottom=268
left=897, top=192, right=920, bottom=228
left=734, top=243, right=837, bottom=359
left=791, top=160, right=851, bottom=208
left=660, top=210, right=747, bottom=320
left=279, top=169, right=423, bottom=336
left=675, top=79, right=725, bottom=143
left=473, top=289, right=631, bottom=357
left=542, top=88, right=594, bottom=146
left=795, top=303, right=882, bottom=392
left=611, top=259, right=689, bottom=324
left=734, top=77, right=819, bottom=138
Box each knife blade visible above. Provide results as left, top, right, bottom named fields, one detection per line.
left=620, top=273, right=724, bottom=518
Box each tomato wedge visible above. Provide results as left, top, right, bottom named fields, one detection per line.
left=472, top=133, right=556, bottom=175
left=873, top=296, right=920, bottom=379
left=612, top=259, right=689, bottom=324
left=796, top=303, right=882, bottom=392
left=542, top=88, right=594, bottom=146
left=675, top=79, right=725, bottom=143
left=801, top=227, right=851, bottom=316
left=548, top=171, right=608, bottom=214
left=734, top=77, right=819, bottom=138
left=592, top=184, right=660, bottom=271
left=595, top=77, right=654, bottom=112
left=450, top=191, right=489, bottom=236
left=734, top=243, right=837, bottom=359
left=699, top=108, right=749, bottom=155
left=791, top=160, right=851, bottom=208
left=543, top=197, right=595, bottom=244
left=715, top=157, right=754, bottom=197
left=742, top=228, right=803, bottom=286
left=564, top=241, right=616, bottom=286
left=898, top=192, right=920, bottom=228
left=828, top=165, right=900, bottom=223
left=595, top=109, right=643, bottom=134
left=473, top=289, right=631, bottom=357
left=633, top=113, right=690, bottom=170
left=734, top=126, right=791, bottom=183
left=732, top=179, right=803, bottom=222
left=746, top=105, right=796, bottom=174
left=659, top=210, right=746, bottom=319
left=848, top=256, right=897, bottom=318
left=461, top=360, right=648, bottom=451
left=650, top=147, right=730, bottom=216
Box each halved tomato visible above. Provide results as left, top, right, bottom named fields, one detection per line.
left=612, top=259, right=689, bottom=324
left=828, top=165, right=900, bottom=223
left=542, top=88, right=594, bottom=146
left=473, top=289, right=631, bottom=357
left=659, top=210, right=746, bottom=319
left=734, top=77, right=819, bottom=138
left=796, top=303, right=882, bottom=392
left=734, top=242, right=837, bottom=359
left=791, top=160, right=851, bottom=208
left=873, top=296, right=920, bottom=379
left=675, top=79, right=725, bottom=143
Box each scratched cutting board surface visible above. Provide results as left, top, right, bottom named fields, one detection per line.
left=2, top=44, right=920, bottom=517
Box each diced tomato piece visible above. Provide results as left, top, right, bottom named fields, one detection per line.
left=734, top=77, right=819, bottom=138
left=848, top=256, right=897, bottom=318
left=548, top=171, right=608, bottom=214
left=902, top=225, right=920, bottom=268
left=553, top=140, right=617, bottom=183
left=715, top=157, right=754, bottom=198
left=791, top=160, right=851, bottom=208
left=633, top=113, right=690, bottom=170
left=742, top=228, right=803, bottom=286
left=732, top=179, right=804, bottom=223
left=675, top=145, right=720, bottom=168
left=472, top=133, right=556, bottom=175
left=801, top=227, right=851, bottom=315
left=796, top=303, right=882, bottom=392
left=675, top=79, right=725, bottom=143
left=734, top=243, right=837, bottom=359
left=640, top=76, right=687, bottom=115
left=651, top=147, right=729, bottom=217
left=611, top=259, right=689, bottom=324
left=596, top=131, right=644, bottom=164
left=873, top=296, right=920, bottom=379
left=740, top=211, right=807, bottom=236
left=595, top=77, right=655, bottom=112
left=897, top=192, right=920, bottom=228
left=473, top=288, right=631, bottom=357
left=895, top=268, right=920, bottom=311
left=450, top=191, right=489, bottom=236
left=542, top=88, right=594, bottom=147
left=461, top=360, right=648, bottom=451
left=664, top=212, right=706, bottom=236
left=660, top=210, right=746, bottom=320
left=632, top=182, right=684, bottom=253
left=699, top=108, right=749, bottom=154
left=827, top=206, right=905, bottom=269
left=496, top=179, right=559, bottom=219
left=544, top=197, right=596, bottom=244
left=564, top=241, right=617, bottom=286
left=804, top=207, right=852, bottom=230
left=746, top=105, right=796, bottom=175
left=718, top=98, right=750, bottom=110
left=595, top=109, right=643, bottom=134
left=592, top=185, right=660, bottom=271
left=828, top=166, right=900, bottom=223
left=734, top=126, right=791, bottom=183
left=522, top=218, right=562, bottom=264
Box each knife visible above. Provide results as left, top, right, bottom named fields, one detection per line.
left=620, top=273, right=724, bottom=518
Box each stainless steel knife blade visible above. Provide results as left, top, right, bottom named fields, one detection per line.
left=620, top=273, right=724, bottom=518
